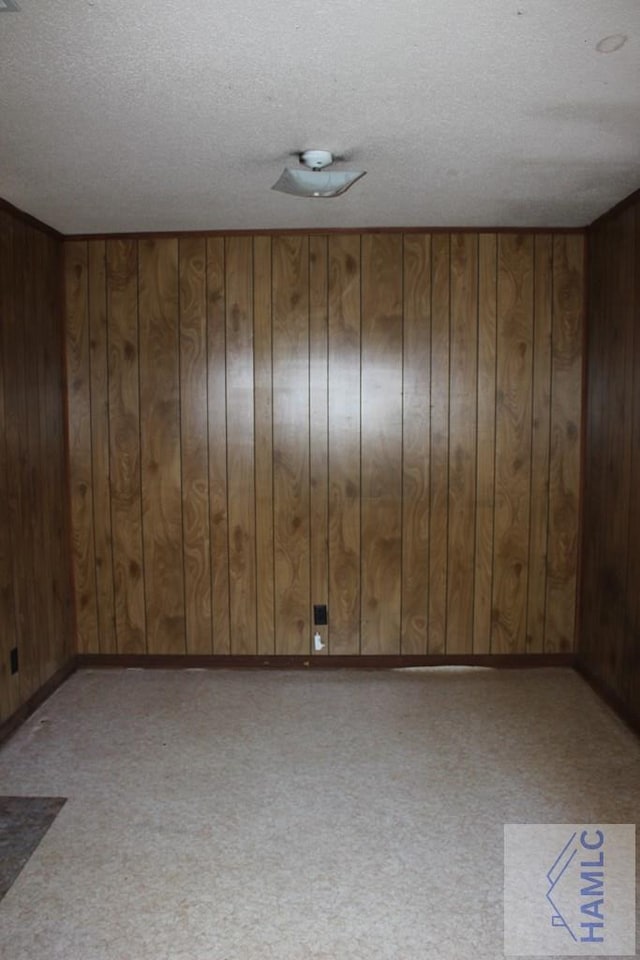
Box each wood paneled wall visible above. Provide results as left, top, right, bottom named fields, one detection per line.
left=64, top=232, right=584, bottom=657
left=0, top=208, right=73, bottom=723
left=581, top=195, right=640, bottom=722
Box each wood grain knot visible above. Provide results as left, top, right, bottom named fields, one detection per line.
left=566, top=421, right=578, bottom=441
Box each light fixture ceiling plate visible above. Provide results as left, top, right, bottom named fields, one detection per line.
left=271, top=168, right=366, bottom=199
left=300, top=150, right=333, bottom=170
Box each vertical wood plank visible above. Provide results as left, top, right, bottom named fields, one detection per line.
left=13, top=221, right=39, bottom=701
left=598, top=216, right=632, bottom=686
left=361, top=234, right=403, bottom=654
left=526, top=235, right=552, bottom=652
left=545, top=234, right=583, bottom=652
left=273, top=236, right=310, bottom=655
left=88, top=240, right=116, bottom=653
left=55, top=236, right=74, bottom=664
left=0, top=212, right=71, bottom=720
left=627, top=204, right=640, bottom=711
left=207, top=238, right=231, bottom=654
left=18, top=224, right=40, bottom=698
left=591, top=220, right=615, bottom=683
left=7, top=224, right=37, bottom=696
left=253, top=236, right=275, bottom=655
left=309, top=236, right=329, bottom=654
left=40, top=233, right=72, bottom=674
left=0, top=213, right=19, bottom=719
left=139, top=238, right=185, bottom=654
left=107, top=239, right=146, bottom=653
left=225, top=236, right=256, bottom=654
left=492, top=235, right=533, bottom=653
left=586, top=218, right=623, bottom=686
left=579, top=225, right=604, bottom=674
left=38, top=232, right=64, bottom=675
left=428, top=234, right=450, bottom=653
left=473, top=234, right=497, bottom=653
left=179, top=237, right=212, bottom=654
left=401, top=234, right=431, bottom=654
left=328, top=235, right=361, bottom=654
left=447, top=234, right=478, bottom=653
left=64, top=240, right=99, bottom=654
left=25, top=228, right=47, bottom=690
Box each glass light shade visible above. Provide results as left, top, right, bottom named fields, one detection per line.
left=271, top=167, right=366, bottom=198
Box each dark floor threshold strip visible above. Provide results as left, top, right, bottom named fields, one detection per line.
left=0, top=797, right=67, bottom=901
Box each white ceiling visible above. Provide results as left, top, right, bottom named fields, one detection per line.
left=1, top=0, right=639, bottom=234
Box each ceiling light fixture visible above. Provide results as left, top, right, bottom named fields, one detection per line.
left=272, top=150, right=366, bottom=199
left=0, top=0, right=20, bottom=10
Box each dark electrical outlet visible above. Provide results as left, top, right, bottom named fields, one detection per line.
left=10, top=646, right=18, bottom=675
left=313, top=604, right=328, bottom=626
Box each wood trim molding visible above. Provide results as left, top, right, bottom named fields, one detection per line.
left=0, top=197, right=62, bottom=239
left=76, top=653, right=577, bottom=669
left=0, top=659, right=77, bottom=747
left=63, top=226, right=587, bottom=242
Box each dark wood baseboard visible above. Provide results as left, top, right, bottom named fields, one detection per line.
left=0, top=659, right=77, bottom=747
left=574, top=658, right=640, bottom=740
left=76, top=652, right=576, bottom=669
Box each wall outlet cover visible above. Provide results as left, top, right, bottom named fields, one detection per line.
left=313, top=604, right=328, bottom=625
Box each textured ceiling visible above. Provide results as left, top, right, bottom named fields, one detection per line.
left=1, top=0, right=639, bottom=233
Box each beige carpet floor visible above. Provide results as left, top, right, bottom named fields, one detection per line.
left=0, top=667, right=638, bottom=960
